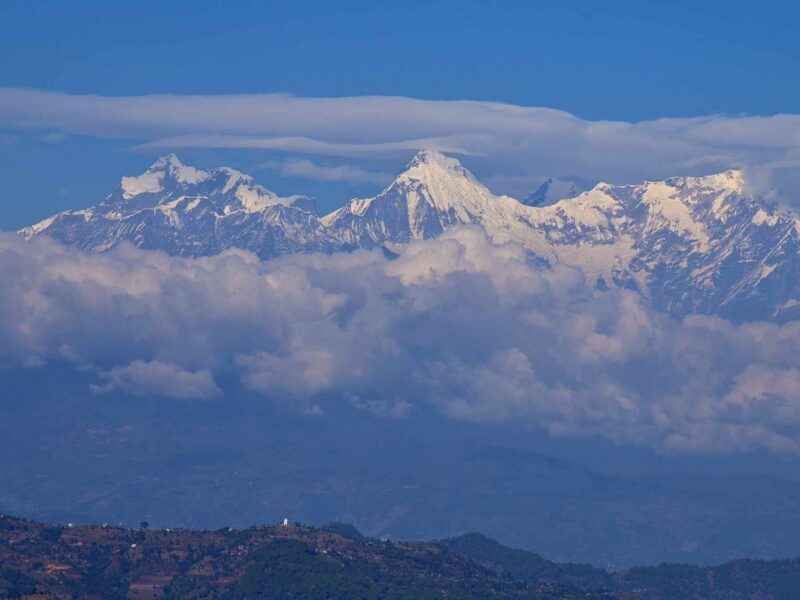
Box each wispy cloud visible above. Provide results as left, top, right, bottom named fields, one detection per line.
left=34, top=132, right=66, bottom=143
left=5, top=88, right=800, bottom=199
left=277, top=158, right=392, bottom=184
left=137, top=134, right=480, bottom=158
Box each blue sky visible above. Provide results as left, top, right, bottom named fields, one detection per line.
left=2, top=0, right=800, bottom=228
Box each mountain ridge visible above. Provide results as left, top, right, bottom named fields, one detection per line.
left=21, top=151, right=800, bottom=321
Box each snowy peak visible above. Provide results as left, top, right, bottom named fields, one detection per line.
left=217, top=167, right=250, bottom=193
left=395, top=150, right=484, bottom=191
left=21, top=155, right=330, bottom=258
left=121, top=154, right=210, bottom=199
left=150, top=153, right=182, bottom=170
left=633, top=170, right=751, bottom=243
left=210, top=166, right=315, bottom=213
left=323, top=149, right=516, bottom=243
left=671, top=169, right=747, bottom=195
left=388, top=149, right=505, bottom=214
left=524, top=178, right=585, bottom=207
left=403, top=149, right=475, bottom=177
left=115, top=155, right=314, bottom=214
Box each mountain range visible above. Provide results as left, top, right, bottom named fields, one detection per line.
left=21, top=151, right=800, bottom=322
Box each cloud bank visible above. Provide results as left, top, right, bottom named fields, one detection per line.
left=3, top=230, right=800, bottom=454
left=3, top=89, right=800, bottom=199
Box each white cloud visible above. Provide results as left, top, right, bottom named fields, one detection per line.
left=278, top=158, right=392, bottom=184
left=2, top=230, right=800, bottom=454
left=91, top=360, right=221, bottom=400
left=4, top=88, right=800, bottom=199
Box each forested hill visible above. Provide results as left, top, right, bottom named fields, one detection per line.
left=0, top=515, right=611, bottom=600
left=2, top=515, right=799, bottom=599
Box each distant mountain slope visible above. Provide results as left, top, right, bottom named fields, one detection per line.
left=442, top=532, right=613, bottom=590
left=23, top=151, right=800, bottom=321
left=443, top=531, right=800, bottom=600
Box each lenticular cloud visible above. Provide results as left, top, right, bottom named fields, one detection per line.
left=3, top=229, right=800, bottom=454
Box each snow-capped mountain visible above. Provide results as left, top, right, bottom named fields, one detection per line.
left=539, top=172, right=800, bottom=321
left=322, top=150, right=531, bottom=250
left=523, top=177, right=585, bottom=207
left=22, top=151, right=800, bottom=321
left=21, top=154, right=341, bottom=258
